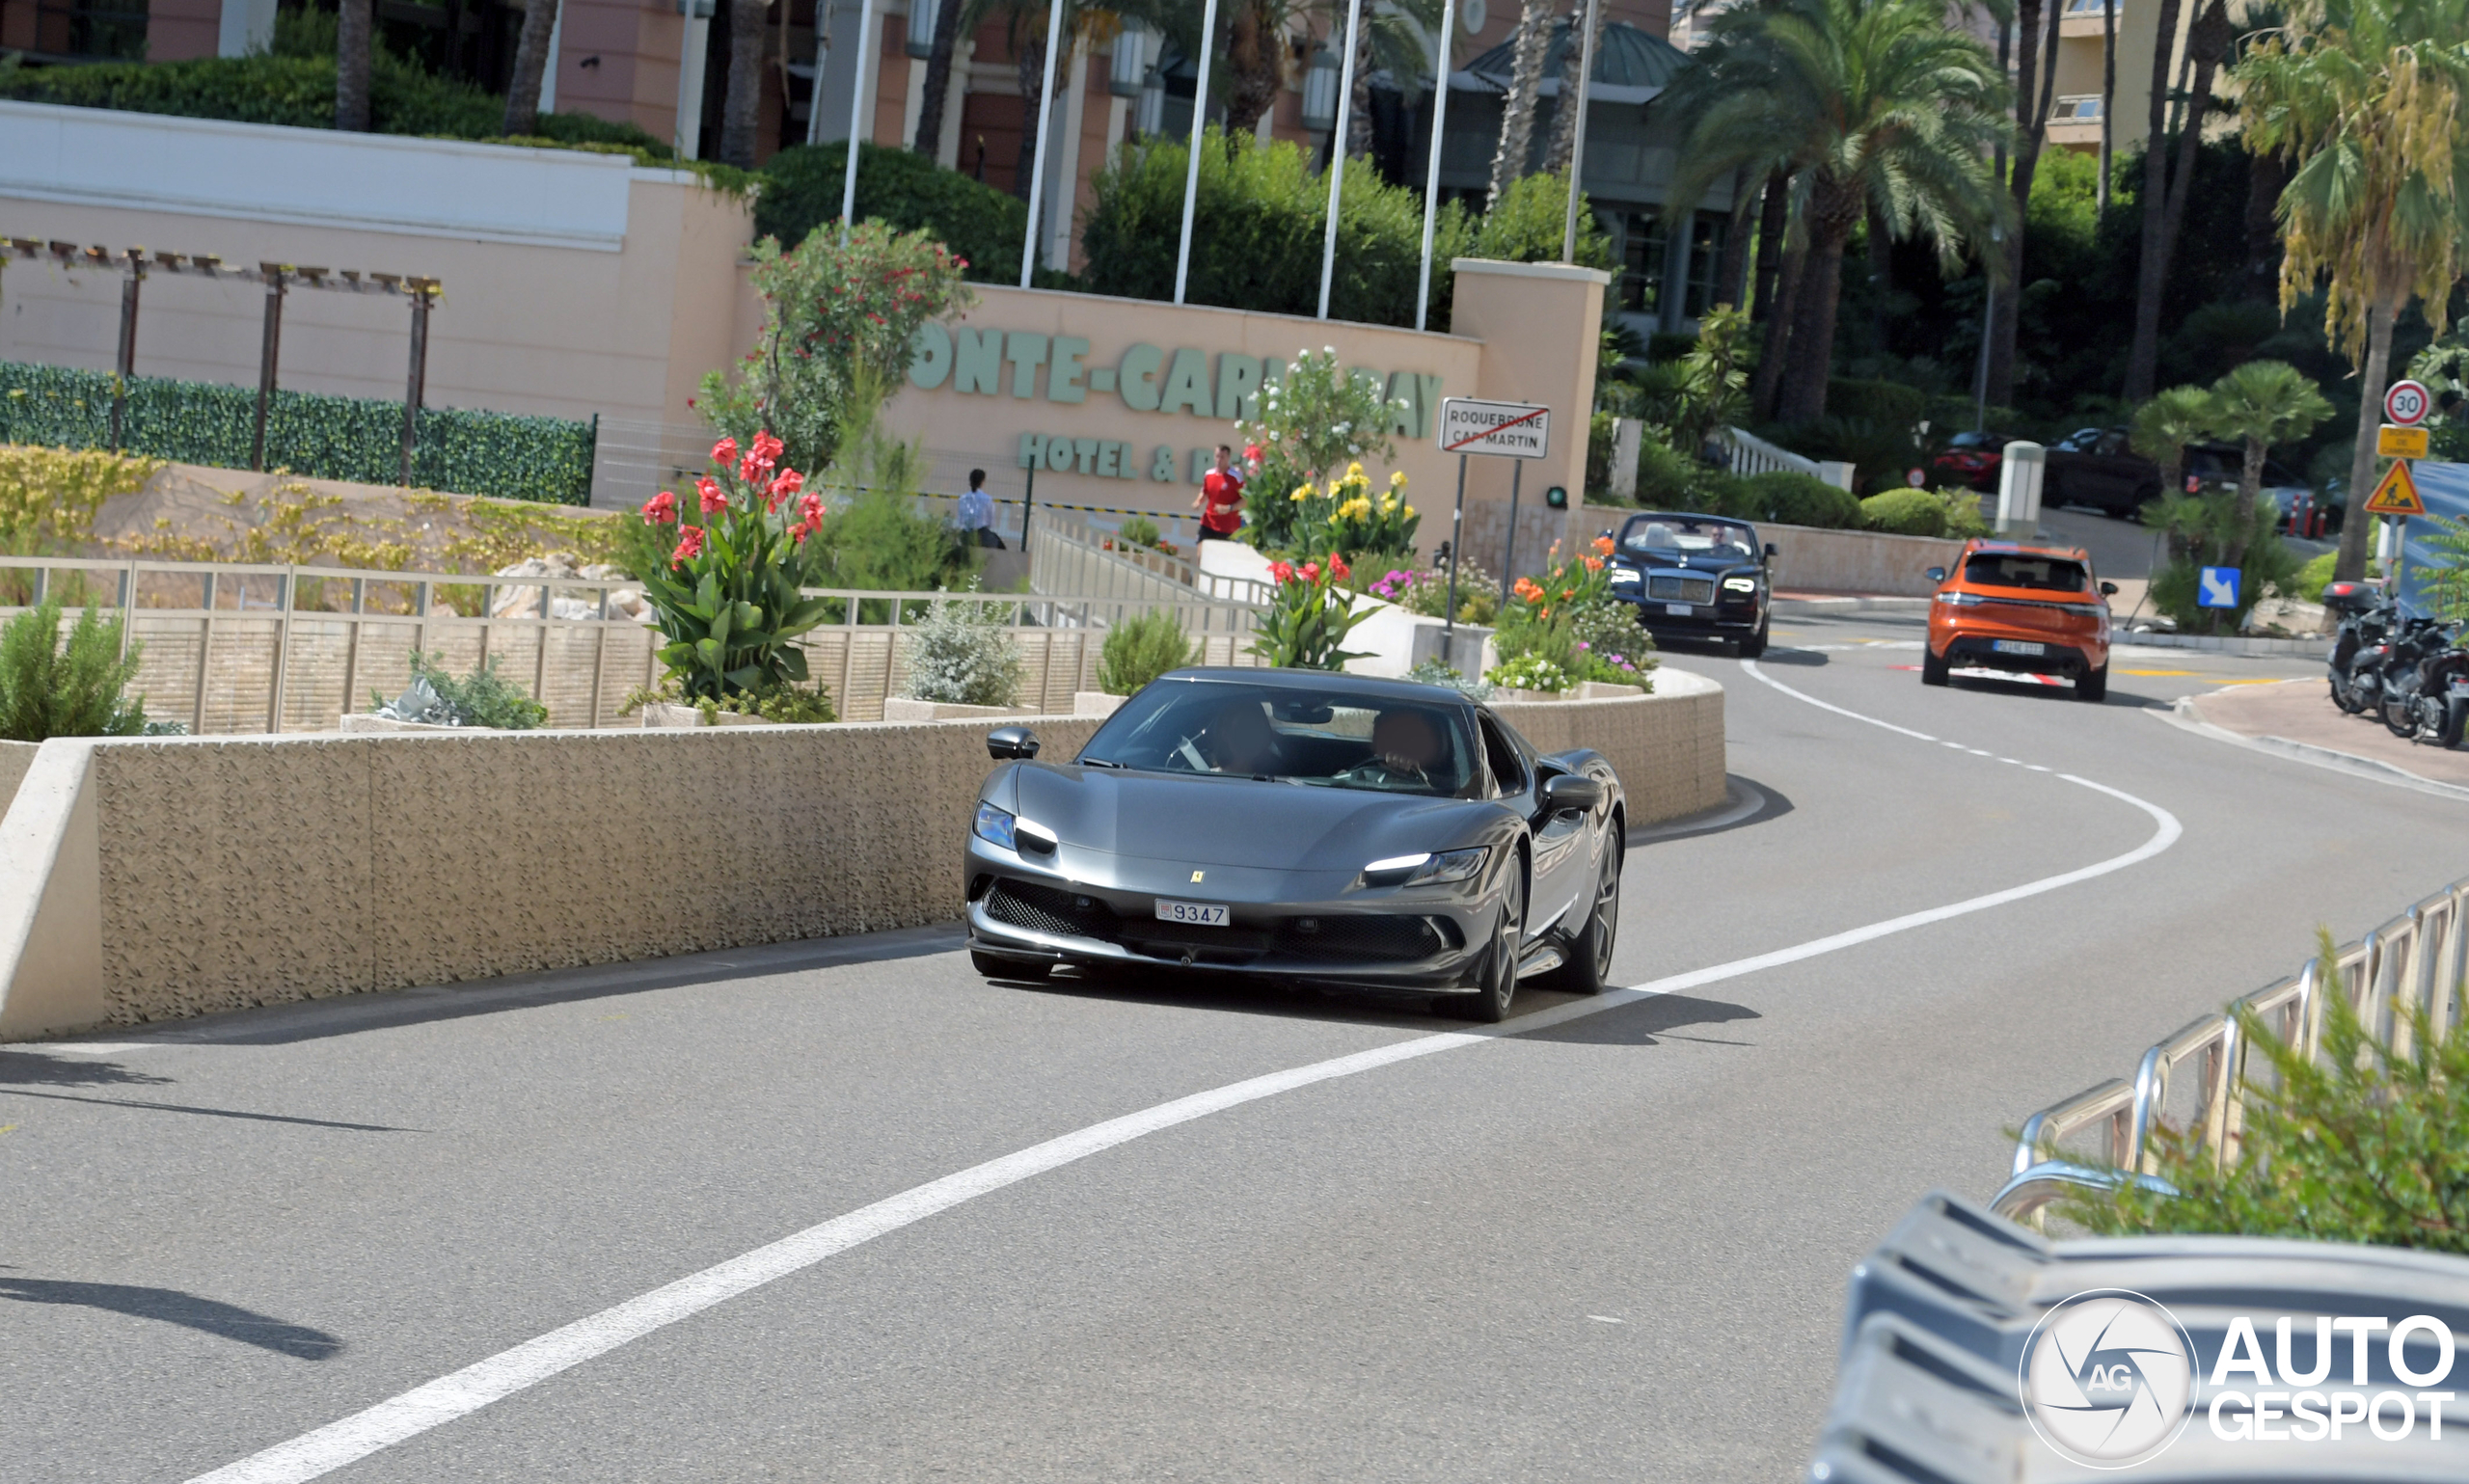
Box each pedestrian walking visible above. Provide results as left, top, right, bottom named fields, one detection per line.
left=1193, top=445, right=1245, bottom=543
left=956, top=469, right=1005, bottom=549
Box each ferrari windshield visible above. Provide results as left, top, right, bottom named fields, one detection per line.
left=1077, top=680, right=1479, bottom=796
left=1620, top=515, right=1756, bottom=559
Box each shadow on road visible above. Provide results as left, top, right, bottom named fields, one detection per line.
left=1512, top=992, right=1762, bottom=1047
left=0, top=1050, right=172, bottom=1088
left=0, top=1088, right=417, bottom=1132
left=0, top=1276, right=342, bottom=1360
left=1630, top=775, right=1794, bottom=847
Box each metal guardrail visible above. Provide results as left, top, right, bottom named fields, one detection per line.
left=0, top=554, right=1268, bottom=730
left=1993, top=876, right=2469, bottom=1226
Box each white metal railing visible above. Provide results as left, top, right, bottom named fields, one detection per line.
left=0, top=555, right=1267, bottom=730
left=1992, top=876, right=2469, bottom=1227
left=1028, top=517, right=1276, bottom=608
left=1715, top=427, right=1856, bottom=493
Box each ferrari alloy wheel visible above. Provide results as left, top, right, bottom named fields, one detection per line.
left=1548, top=843, right=1620, bottom=994
left=1451, top=871, right=1525, bottom=1023
left=970, top=949, right=1051, bottom=982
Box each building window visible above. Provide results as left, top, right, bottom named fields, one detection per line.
left=1684, top=214, right=1726, bottom=319
left=1614, top=208, right=1668, bottom=315
left=31, top=0, right=148, bottom=59
left=2048, top=95, right=2103, bottom=121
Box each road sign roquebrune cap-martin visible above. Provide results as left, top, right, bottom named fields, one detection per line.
left=1438, top=398, right=1551, bottom=459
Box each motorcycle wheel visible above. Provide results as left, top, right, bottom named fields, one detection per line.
left=2443, top=694, right=2469, bottom=751
left=2383, top=690, right=2421, bottom=740
left=2330, top=674, right=2367, bottom=714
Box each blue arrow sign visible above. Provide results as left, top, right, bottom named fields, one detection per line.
left=2198, top=566, right=2241, bottom=608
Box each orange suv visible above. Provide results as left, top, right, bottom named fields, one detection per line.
left=1922, top=540, right=2119, bottom=701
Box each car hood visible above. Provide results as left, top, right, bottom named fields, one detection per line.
left=1011, top=764, right=1499, bottom=870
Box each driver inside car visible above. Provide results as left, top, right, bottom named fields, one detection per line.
left=1203, top=699, right=1285, bottom=775
left=1349, top=710, right=1444, bottom=788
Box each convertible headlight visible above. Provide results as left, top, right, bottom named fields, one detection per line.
left=1721, top=577, right=1757, bottom=593
left=1359, top=847, right=1488, bottom=888
left=973, top=801, right=1017, bottom=850
left=1610, top=567, right=1641, bottom=585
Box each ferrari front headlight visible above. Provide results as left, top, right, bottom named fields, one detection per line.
left=1360, top=847, right=1488, bottom=888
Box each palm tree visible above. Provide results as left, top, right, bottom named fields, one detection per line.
left=336, top=0, right=372, bottom=131
left=1487, top=0, right=1554, bottom=209
left=1667, top=0, right=2014, bottom=423
left=2238, top=0, right=2469, bottom=581
left=2129, top=384, right=2215, bottom=500
left=504, top=0, right=562, bottom=137
left=1541, top=1, right=1606, bottom=175
left=1224, top=0, right=1291, bottom=136
left=2207, top=360, right=2332, bottom=510
left=719, top=0, right=769, bottom=167
left=1983, top=0, right=2057, bottom=408
left=2121, top=0, right=2234, bottom=402
left=916, top=0, right=977, bottom=155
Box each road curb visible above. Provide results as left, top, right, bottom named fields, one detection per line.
left=2116, top=630, right=2331, bottom=659
left=2155, top=698, right=2469, bottom=803
left=1772, top=595, right=1931, bottom=615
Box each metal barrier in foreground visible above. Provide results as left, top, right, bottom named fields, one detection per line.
left=1992, top=876, right=2469, bottom=1227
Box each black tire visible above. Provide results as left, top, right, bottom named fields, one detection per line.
left=970, top=949, right=1050, bottom=981
left=2076, top=663, right=2107, bottom=702
left=2383, top=690, right=2421, bottom=740
left=1446, top=869, right=1525, bottom=1023
left=2331, top=674, right=2368, bottom=714
left=2441, top=693, right=2469, bottom=750
left=1739, top=618, right=1769, bottom=660
left=1921, top=647, right=1951, bottom=687
left=1546, top=838, right=1621, bottom=994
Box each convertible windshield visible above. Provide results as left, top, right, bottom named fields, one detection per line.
left=1620, top=515, right=1756, bottom=558
left=1077, top=680, right=1479, bottom=796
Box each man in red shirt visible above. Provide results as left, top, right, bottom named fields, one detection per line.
left=1193, top=444, right=1246, bottom=542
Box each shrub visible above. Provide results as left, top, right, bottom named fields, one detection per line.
left=1097, top=609, right=1198, bottom=694
left=1860, top=487, right=1950, bottom=537
left=1235, top=349, right=1410, bottom=554
left=1567, top=598, right=1658, bottom=686
left=1827, top=378, right=1930, bottom=430
left=2293, top=549, right=2339, bottom=604
left=0, top=363, right=593, bottom=504
left=801, top=418, right=982, bottom=592
left=1369, top=560, right=1497, bottom=624
left=2062, top=931, right=2469, bottom=1255
left=1763, top=416, right=1924, bottom=496
left=1632, top=436, right=1708, bottom=509
left=1722, top=472, right=1864, bottom=529
left=374, top=650, right=548, bottom=729
left=1117, top=514, right=1162, bottom=550
left=1251, top=553, right=1376, bottom=669
left=699, top=221, right=975, bottom=481
left=0, top=445, right=160, bottom=551
left=637, top=430, right=834, bottom=702
left=754, top=143, right=1026, bottom=279
left=2144, top=488, right=2301, bottom=634
left=0, top=598, right=148, bottom=740
left=1406, top=658, right=1494, bottom=701
left=901, top=591, right=1026, bottom=705
left=1485, top=653, right=1573, bottom=693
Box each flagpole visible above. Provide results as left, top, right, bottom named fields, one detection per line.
left=838, top=0, right=876, bottom=243
left=1559, top=0, right=1599, bottom=262
left=1414, top=0, right=1456, bottom=333
left=1173, top=0, right=1221, bottom=305
left=1018, top=0, right=1069, bottom=287
left=1316, top=0, right=1366, bottom=320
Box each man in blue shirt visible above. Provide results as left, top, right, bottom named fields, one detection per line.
left=956, top=468, right=1004, bottom=548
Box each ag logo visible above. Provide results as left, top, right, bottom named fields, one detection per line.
left=2019, top=1289, right=2196, bottom=1469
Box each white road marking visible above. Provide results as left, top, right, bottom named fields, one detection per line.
left=183, top=681, right=2184, bottom=1484
left=24, top=1042, right=159, bottom=1056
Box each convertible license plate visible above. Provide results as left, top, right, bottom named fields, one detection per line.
left=1665, top=603, right=1694, bottom=616
left=1991, top=639, right=2047, bottom=656
left=1155, top=899, right=1230, bottom=926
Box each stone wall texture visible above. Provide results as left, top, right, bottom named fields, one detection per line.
left=16, top=680, right=1723, bottom=1032
left=0, top=741, right=35, bottom=814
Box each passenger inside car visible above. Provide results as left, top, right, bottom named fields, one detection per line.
left=1962, top=553, right=2090, bottom=592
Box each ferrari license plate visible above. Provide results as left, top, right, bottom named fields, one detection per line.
left=1665, top=603, right=1694, bottom=616
left=1155, top=899, right=1230, bottom=926
left=1992, top=639, right=2047, bottom=657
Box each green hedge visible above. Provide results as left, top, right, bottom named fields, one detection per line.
left=1707, top=471, right=1865, bottom=529
left=1859, top=487, right=1949, bottom=537
left=0, top=363, right=593, bottom=505
left=756, top=142, right=1027, bottom=281
left=1826, top=378, right=1930, bottom=430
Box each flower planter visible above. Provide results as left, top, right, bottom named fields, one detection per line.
left=339, top=715, right=470, bottom=733
left=1073, top=691, right=1126, bottom=717
left=1491, top=687, right=1572, bottom=704
left=639, top=702, right=769, bottom=728
left=880, top=698, right=1035, bottom=722
left=1576, top=681, right=1648, bottom=699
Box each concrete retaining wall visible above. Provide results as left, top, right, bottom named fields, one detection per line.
left=0, top=740, right=36, bottom=812
left=1760, top=523, right=1966, bottom=598
left=0, top=680, right=1723, bottom=1039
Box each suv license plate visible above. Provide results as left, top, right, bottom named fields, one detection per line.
left=1991, top=639, right=2047, bottom=656
left=1155, top=899, right=1230, bottom=926
left=1665, top=603, right=1694, bottom=616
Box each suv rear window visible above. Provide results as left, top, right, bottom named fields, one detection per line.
left=1964, top=553, right=2088, bottom=592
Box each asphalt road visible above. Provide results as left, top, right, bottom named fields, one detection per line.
left=6, top=613, right=2465, bottom=1484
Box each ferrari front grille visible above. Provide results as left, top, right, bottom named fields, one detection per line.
left=1279, top=915, right=1451, bottom=961
left=984, top=879, right=1118, bottom=942
left=1646, top=576, right=1716, bottom=604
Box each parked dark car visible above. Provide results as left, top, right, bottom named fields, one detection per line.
left=1930, top=430, right=2010, bottom=491
left=2043, top=427, right=2162, bottom=515
left=1606, top=511, right=1775, bottom=657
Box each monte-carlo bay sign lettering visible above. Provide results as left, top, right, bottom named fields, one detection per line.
left=908, top=323, right=1447, bottom=485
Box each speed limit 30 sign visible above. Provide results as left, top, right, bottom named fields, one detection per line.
left=2385, top=378, right=2432, bottom=426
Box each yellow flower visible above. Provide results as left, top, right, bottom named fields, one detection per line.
left=1403, top=504, right=1417, bottom=518
left=1345, top=461, right=1365, bottom=481
left=1389, top=471, right=1407, bottom=489
left=1289, top=483, right=1314, bottom=502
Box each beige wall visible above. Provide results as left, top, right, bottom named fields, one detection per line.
left=1758, top=522, right=1967, bottom=598
left=0, top=739, right=34, bottom=813
left=0, top=165, right=750, bottom=427
left=0, top=683, right=1724, bottom=1039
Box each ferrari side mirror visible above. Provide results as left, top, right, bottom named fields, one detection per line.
left=1540, top=773, right=1603, bottom=816
left=987, top=726, right=1041, bottom=760
left=1924, top=566, right=1946, bottom=583
left=2100, top=580, right=2119, bottom=596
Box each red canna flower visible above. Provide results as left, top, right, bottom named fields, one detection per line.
left=749, top=430, right=784, bottom=470
left=696, top=475, right=727, bottom=514
left=1268, top=560, right=1295, bottom=583
left=800, top=492, right=824, bottom=528
left=670, top=526, right=705, bottom=567
left=1328, top=553, right=1350, bottom=581
left=641, top=490, right=679, bottom=526
left=1301, top=561, right=1321, bottom=582
left=711, top=436, right=738, bottom=468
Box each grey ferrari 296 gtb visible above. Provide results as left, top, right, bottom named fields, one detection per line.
left=963, top=667, right=1626, bottom=1021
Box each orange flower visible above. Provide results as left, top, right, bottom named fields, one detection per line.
left=1592, top=535, right=1614, bottom=557
left=1583, top=555, right=1604, bottom=572
left=1513, top=577, right=1544, bottom=604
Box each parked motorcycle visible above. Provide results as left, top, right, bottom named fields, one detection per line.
left=2378, top=615, right=2469, bottom=748
left=2322, top=581, right=2398, bottom=715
